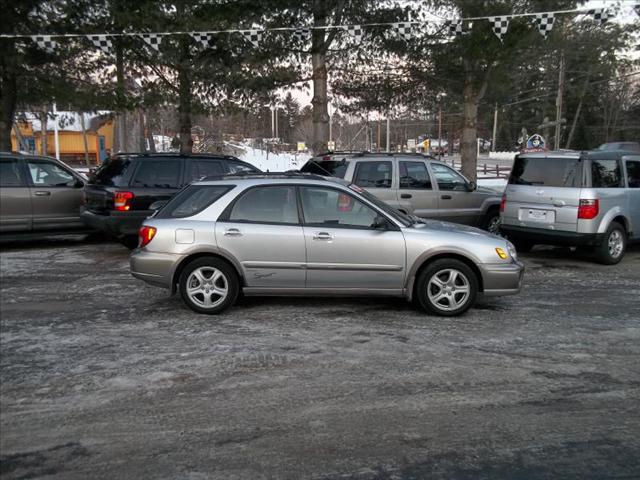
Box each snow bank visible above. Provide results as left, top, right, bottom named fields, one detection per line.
left=238, top=147, right=310, bottom=172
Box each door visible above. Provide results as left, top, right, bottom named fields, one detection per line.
left=624, top=158, right=640, bottom=239
left=215, top=185, right=305, bottom=287
left=0, top=157, right=32, bottom=232
left=397, top=160, right=438, bottom=217
left=25, top=158, right=85, bottom=231
left=299, top=186, right=405, bottom=290
left=430, top=163, right=480, bottom=225
left=351, top=160, right=399, bottom=207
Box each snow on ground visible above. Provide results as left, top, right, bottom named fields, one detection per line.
left=236, top=145, right=310, bottom=172
left=478, top=178, right=507, bottom=192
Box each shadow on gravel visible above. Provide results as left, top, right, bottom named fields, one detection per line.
left=0, top=233, right=117, bottom=251
left=520, top=243, right=640, bottom=267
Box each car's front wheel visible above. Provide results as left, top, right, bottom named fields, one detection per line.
left=482, top=209, right=501, bottom=235
left=416, top=259, right=478, bottom=316
left=179, top=257, right=239, bottom=314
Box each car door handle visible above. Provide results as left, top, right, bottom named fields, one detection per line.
left=441, top=195, right=452, bottom=200
left=34, top=191, right=51, bottom=196
left=313, top=232, right=333, bottom=241
left=224, top=228, right=242, bottom=236
left=400, top=194, right=412, bottom=199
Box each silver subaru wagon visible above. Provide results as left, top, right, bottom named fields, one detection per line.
left=130, top=173, right=524, bottom=316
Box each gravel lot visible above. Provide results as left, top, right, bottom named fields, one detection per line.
left=1, top=237, right=639, bottom=479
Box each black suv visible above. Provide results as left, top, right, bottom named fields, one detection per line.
left=81, top=153, right=259, bottom=247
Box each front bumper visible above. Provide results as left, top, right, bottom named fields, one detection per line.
left=479, top=261, right=524, bottom=296
left=81, top=208, right=152, bottom=238
left=500, top=224, right=604, bottom=247
left=130, top=249, right=185, bottom=289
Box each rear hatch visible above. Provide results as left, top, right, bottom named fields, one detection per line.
left=85, top=157, right=135, bottom=213
left=503, top=154, right=584, bottom=232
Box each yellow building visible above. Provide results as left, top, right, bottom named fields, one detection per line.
left=11, top=112, right=114, bottom=166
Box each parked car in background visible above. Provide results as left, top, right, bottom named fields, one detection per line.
left=301, top=152, right=502, bottom=234
left=500, top=149, right=640, bottom=264
left=597, top=142, right=640, bottom=152
left=81, top=153, right=260, bottom=247
left=0, top=152, right=89, bottom=236
left=130, top=173, right=524, bottom=316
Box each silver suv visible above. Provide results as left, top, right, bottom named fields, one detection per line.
left=301, top=153, right=502, bottom=234
left=130, top=173, right=523, bottom=316
left=500, top=150, right=640, bottom=264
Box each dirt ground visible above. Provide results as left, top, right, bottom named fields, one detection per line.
left=1, top=236, right=639, bottom=479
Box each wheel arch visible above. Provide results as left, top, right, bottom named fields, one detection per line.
left=407, top=252, right=484, bottom=301
left=171, top=250, right=244, bottom=294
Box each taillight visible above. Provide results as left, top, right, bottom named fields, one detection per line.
left=138, top=226, right=157, bottom=248
left=500, top=193, right=506, bottom=213
left=114, top=191, right=134, bottom=211
left=578, top=199, right=599, bottom=220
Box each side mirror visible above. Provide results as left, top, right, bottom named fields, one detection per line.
left=466, top=181, right=477, bottom=191
left=372, top=215, right=388, bottom=230
left=149, top=200, right=168, bottom=211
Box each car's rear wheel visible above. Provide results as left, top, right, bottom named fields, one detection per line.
left=482, top=209, right=501, bottom=235
left=416, top=259, right=478, bottom=316
left=595, top=222, right=626, bottom=265
left=179, top=257, right=239, bottom=314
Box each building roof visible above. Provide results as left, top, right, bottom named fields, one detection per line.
left=16, top=111, right=113, bottom=133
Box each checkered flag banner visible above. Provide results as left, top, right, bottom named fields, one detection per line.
left=31, top=35, right=57, bottom=53
left=587, top=8, right=611, bottom=25
left=294, top=27, right=311, bottom=43
left=535, top=12, right=555, bottom=38
left=488, top=16, right=510, bottom=41
left=241, top=30, right=263, bottom=48
left=342, top=25, right=364, bottom=43
left=87, top=35, right=112, bottom=53
left=190, top=32, right=215, bottom=50
left=139, top=33, right=163, bottom=51
left=393, top=22, right=415, bottom=41
left=443, top=19, right=466, bottom=36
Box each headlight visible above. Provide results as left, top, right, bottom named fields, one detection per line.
left=507, top=241, right=518, bottom=261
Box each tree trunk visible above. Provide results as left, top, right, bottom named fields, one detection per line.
left=0, top=41, right=17, bottom=151
left=80, top=113, right=91, bottom=167
left=115, top=39, right=127, bottom=153
left=311, top=49, right=329, bottom=154
left=460, top=82, right=480, bottom=182
left=178, top=38, right=193, bottom=154
left=39, top=110, right=48, bottom=155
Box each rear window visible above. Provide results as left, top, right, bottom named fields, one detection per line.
left=301, top=159, right=350, bottom=178
left=509, top=156, right=583, bottom=188
left=91, top=158, right=133, bottom=186
left=132, top=160, right=181, bottom=188
left=591, top=159, right=623, bottom=188
left=156, top=185, right=232, bottom=218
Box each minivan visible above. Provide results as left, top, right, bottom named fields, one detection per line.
left=500, top=150, right=640, bottom=264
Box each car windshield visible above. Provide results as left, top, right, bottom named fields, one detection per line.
left=350, top=185, right=412, bottom=227
left=509, top=156, right=583, bottom=187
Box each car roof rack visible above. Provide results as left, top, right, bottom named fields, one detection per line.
left=201, top=171, right=330, bottom=182
left=112, top=152, right=243, bottom=161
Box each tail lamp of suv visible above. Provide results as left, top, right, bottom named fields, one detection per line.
left=578, top=199, right=599, bottom=220
left=499, top=193, right=506, bottom=213
left=138, top=226, right=157, bottom=248
left=114, top=191, right=134, bottom=211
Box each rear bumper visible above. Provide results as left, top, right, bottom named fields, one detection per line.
left=81, top=208, right=151, bottom=238
left=130, top=249, right=184, bottom=289
left=500, top=224, right=604, bottom=247
left=478, top=261, right=524, bottom=296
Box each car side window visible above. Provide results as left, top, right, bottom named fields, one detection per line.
left=430, top=163, right=468, bottom=191
left=0, top=159, right=25, bottom=186
left=400, top=161, right=432, bottom=189
left=626, top=160, right=640, bottom=188
left=353, top=161, right=392, bottom=189
left=26, top=160, right=75, bottom=187
left=300, top=187, right=378, bottom=229
left=591, top=159, right=623, bottom=188
left=188, top=160, right=223, bottom=182
left=227, top=160, right=258, bottom=174
left=132, top=161, right=181, bottom=188
left=228, top=186, right=298, bottom=224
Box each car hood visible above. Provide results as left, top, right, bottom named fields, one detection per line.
left=407, top=217, right=498, bottom=238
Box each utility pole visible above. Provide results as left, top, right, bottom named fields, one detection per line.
left=386, top=115, right=390, bottom=152
left=52, top=102, right=60, bottom=160
left=492, top=103, right=498, bottom=152
left=554, top=51, right=565, bottom=150
left=376, top=120, right=381, bottom=152
left=438, top=106, right=442, bottom=160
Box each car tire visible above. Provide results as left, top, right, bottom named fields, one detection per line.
left=179, top=257, right=239, bottom=314
left=595, top=222, right=626, bottom=265
left=482, top=209, right=501, bottom=235
left=416, top=259, right=478, bottom=317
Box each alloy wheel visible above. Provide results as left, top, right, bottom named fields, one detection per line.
left=608, top=230, right=624, bottom=259
left=427, top=268, right=471, bottom=312
left=186, top=267, right=228, bottom=309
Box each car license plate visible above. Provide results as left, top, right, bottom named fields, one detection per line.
left=528, top=209, right=548, bottom=222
